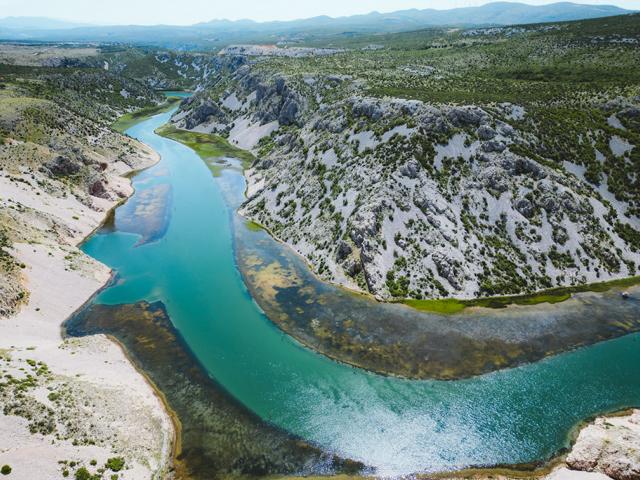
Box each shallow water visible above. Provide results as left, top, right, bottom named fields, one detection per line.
left=80, top=110, right=640, bottom=476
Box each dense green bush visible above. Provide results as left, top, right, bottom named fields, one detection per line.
left=105, top=457, right=125, bottom=472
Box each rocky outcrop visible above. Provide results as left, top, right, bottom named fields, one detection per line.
left=432, top=251, right=462, bottom=290
left=44, top=155, right=81, bottom=176
left=351, top=98, right=385, bottom=121
left=566, top=410, right=640, bottom=480
left=335, top=240, right=352, bottom=262
left=172, top=61, right=307, bottom=133
left=515, top=197, right=535, bottom=218
left=88, top=179, right=109, bottom=199
left=400, top=159, right=420, bottom=179
left=254, top=78, right=305, bottom=126
left=447, top=106, right=487, bottom=127
left=182, top=95, right=227, bottom=129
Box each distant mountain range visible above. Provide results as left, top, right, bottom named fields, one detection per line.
left=0, top=16, right=89, bottom=30
left=197, top=2, right=635, bottom=31
left=0, top=2, right=636, bottom=48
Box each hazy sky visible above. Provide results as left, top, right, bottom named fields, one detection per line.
left=1, top=0, right=638, bottom=25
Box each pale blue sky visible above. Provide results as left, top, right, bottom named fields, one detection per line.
left=0, top=0, right=638, bottom=25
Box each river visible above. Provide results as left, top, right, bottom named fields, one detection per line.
left=75, top=108, right=640, bottom=476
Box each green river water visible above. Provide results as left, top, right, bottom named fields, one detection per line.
left=80, top=109, right=640, bottom=476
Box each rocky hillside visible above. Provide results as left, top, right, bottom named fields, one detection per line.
left=173, top=14, right=640, bottom=301
left=0, top=61, right=161, bottom=315
left=0, top=46, right=177, bottom=479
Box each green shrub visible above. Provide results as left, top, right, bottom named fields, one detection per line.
left=105, top=457, right=125, bottom=472
left=74, top=468, right=90, bottom=480
left=0, top=465, right=11, bottom=475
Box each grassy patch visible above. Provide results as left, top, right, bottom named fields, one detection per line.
left=402, top=276, right=640, bottom=314
left=112, top=97, right=181, bottom=133
left=403, top=298, right=468, bottom=314
left=244, top=220, right=264, bottom=232
left=511, top=292, right=572, bottom=306
left=156, top=124, right=255, bottom=167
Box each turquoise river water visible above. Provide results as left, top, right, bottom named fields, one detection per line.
left=81, top=109, right=640, bottom=476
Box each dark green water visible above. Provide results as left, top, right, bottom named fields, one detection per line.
left=81, top=110, right=640, bottom=476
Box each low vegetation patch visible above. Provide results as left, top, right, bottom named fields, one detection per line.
left=112, top=97, right=181, bottom=133
left=402, top=276, right=640, bottom=314
left=156, top=124, right=255, bottom=166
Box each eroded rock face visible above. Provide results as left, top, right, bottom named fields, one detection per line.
left=432, top=251, right=462, bottom=290
left=235, top=92, right=640, bottom=299
left=351, top=98, right=384, bottom=121
left=241, top=93, right=639, bottom=299
left=335, top=240, right=352, bottom=262
left=400, top=159, right=420, bottom=179
left=482, top=140, right=507, bottom=153
left=342, top=258, right=362, bottom=277
left=279, top=97, right=300, bottom=125
left=515, top=197, right=535, bottom=218
left=477, top=125, right=497, bottom=140
left=88, top=179, right=109, bottom=199
left=503, top=156, right=546, bottom=179
left=253, top=78, right=305, bottom=126
left=349, top=210, right=380, bottom=248
left=183, top=97, right=226, bottom=129
left=481, top=166, right=510, bottom=193
left=447, top=106, right=487, bottom=127
left=566, top=410, right=640, bottom=480
left=44, top=155, right=80, bottom=176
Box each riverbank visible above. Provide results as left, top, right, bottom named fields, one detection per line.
left=155, top=124, right=255, bottom=168
left=209, top=135, right=640, bottom=380
left=0, top=125, right=174, bottom=479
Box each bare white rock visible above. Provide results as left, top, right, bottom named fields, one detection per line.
left=566, top=410, right=640, bottom=480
